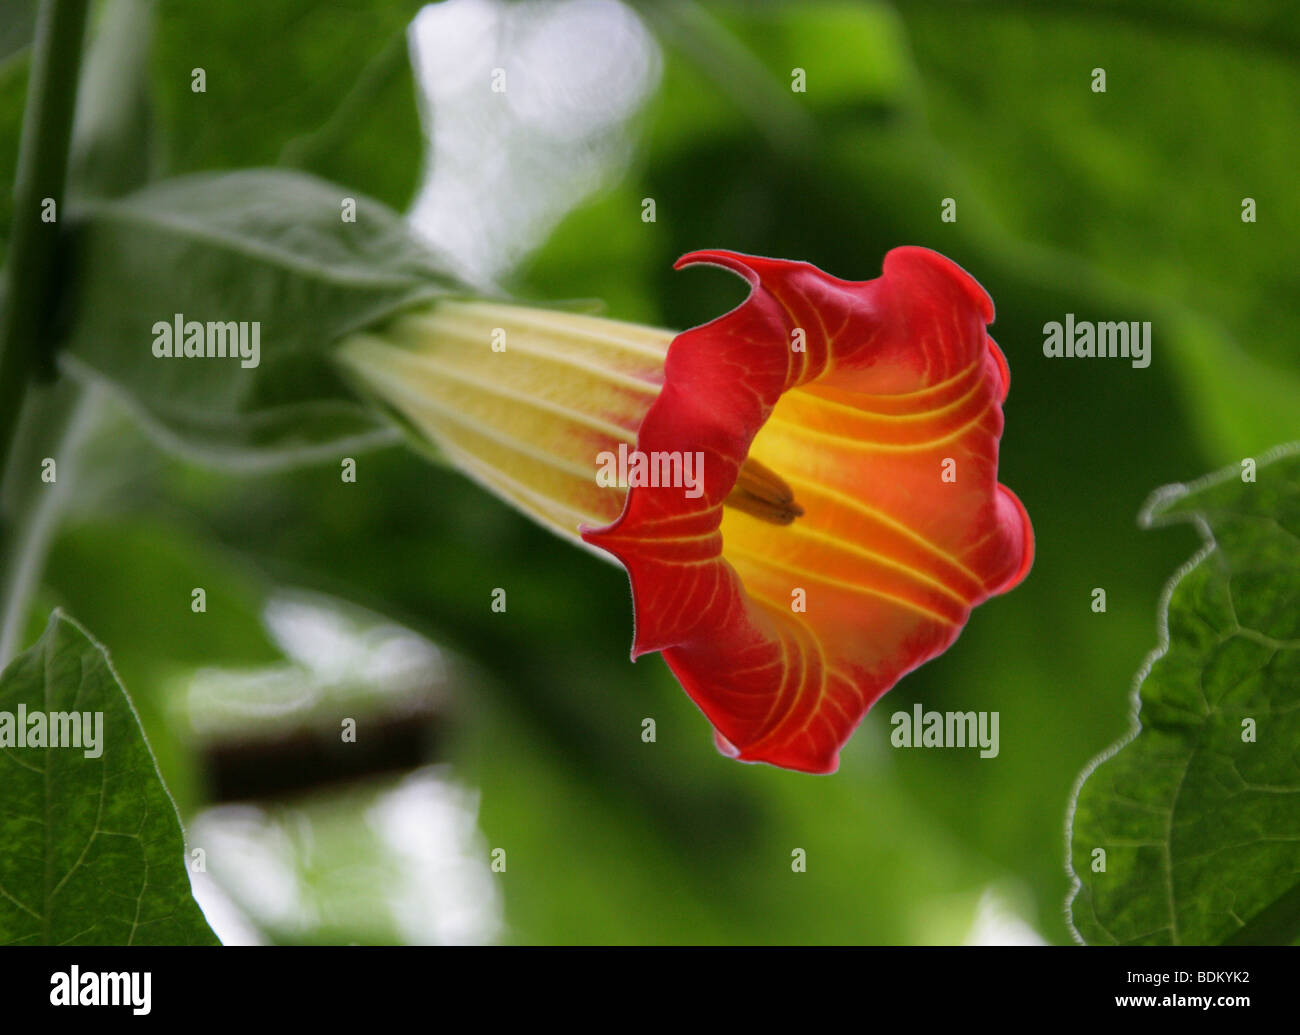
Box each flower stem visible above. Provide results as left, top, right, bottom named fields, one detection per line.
left=0, top=0, right=91, bottom=668
left=0, top=0, right=91, bottom=490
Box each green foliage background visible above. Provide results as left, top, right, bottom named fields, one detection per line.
left=1, top=0, right=1296, bottom=944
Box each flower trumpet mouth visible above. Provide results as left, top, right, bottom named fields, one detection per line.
left=336, top=246, right=1033, bottom=774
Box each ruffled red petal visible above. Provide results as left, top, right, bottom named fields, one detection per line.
left=582, top=248, right=1033, bottom=773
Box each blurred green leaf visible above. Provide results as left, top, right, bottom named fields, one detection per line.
left=0, top=0, right=36, bottom=65
left=59, top=169, right=455, bottom=466
left=0, top=43, right=28, bottom=264
left=40, top=506, right=284, bottom=812
left=896, top=1, right=1300, bottom=459
left=191, top=770, right=499, bottom=945
left=0, top=610, right=218, bottom=945
left=1069, top=444, right=1300, bottom=945
left=151, top=0, right=425, bottom=209
left=68, top=0, right=155, bottom=201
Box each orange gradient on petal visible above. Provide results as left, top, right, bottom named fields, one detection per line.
left=583, top=247, right=1033, bottom=773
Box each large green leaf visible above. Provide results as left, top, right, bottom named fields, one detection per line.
left=0, top=611, right=218, bottom=945
left=151, top=0, right=425, bottom=210
left=1069, top=444, right=1300, bottom=945
left=59, top=168, right=456, bottom=466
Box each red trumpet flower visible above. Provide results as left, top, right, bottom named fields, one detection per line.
left=338, top=246, right=1033, bottom=773
left=581, top=248, right=1032, bottom=772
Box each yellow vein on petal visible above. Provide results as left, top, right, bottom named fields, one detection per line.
left=351, top=362, right=604, bottom=481
left=739, top=604, right=830, bottom=755
left=778, top=474, right=985, bottom=585
left=773, top=522, right=972, bottom=605
left=794, top=374, right=986, bottom=425
left=400, top=315, right=667, bottom=395
left=765, top=407, right=993, bottom=452
left=434, top=437, right=615, bottom=534
left=373, top=349, right=642, bottom=444
left=724, top=546, right=961, bottom=626
left=820, top=359, right=981, bottom=402
left=430, top=304, right=674, bottom=361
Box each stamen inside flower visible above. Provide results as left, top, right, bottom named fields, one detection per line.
left=725, top=455, right=804, bottom=526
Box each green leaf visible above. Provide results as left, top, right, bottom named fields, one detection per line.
left=895, top=2, right=1300, bottom=458
left=59, top=168, right=457, bottom=466
left=0, top=0, right=35, bottom=66
left=151, top=0, right=425, bottom=210
left=1221, top=879, right=1300, bottom=946
left=39, top=505, right=286, bottom=815
left=0, top=611, right=219, bottom=945
left=1068, top=444, right=1300, bottom=945
left=0, top=44, right=28, bottom=264
left=68, top=0, right=156, bottom=201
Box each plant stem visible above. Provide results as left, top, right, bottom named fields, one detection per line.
left=0, top=0, right=91, bottom=669
left=0, top=0, right=91, bottom=490
left=0, top=381, right=100, bottom=667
